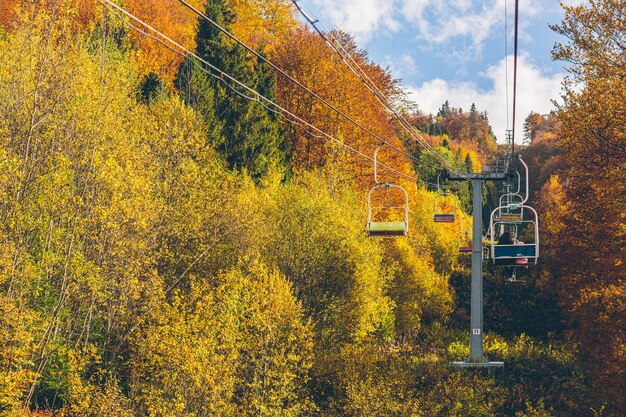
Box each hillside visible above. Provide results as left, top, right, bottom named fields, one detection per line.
left=0, top=1, right=624, bottom=416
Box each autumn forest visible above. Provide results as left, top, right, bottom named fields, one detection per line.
left=0, top=0, right=624, bottom=416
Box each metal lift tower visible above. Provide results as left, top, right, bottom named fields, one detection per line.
left=446, top=163, right=510, bottom=368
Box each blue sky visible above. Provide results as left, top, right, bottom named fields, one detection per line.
left=296, top=0, right=584, bottom=142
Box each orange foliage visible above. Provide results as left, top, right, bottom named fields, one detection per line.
left=1, top=1, right=197, bottom=83
left=272, top=27, right=411, bottom=188
left=538, top=1, right=626, bottom=407
left=0, top=0, right=20, bottom=30
left=0, top=0, right=95, bottom=31
left=126, top=0, right=204, bottom=83
left=123, top=0, right=297, bottom=84
left=522, top=130, right=562, bottom=200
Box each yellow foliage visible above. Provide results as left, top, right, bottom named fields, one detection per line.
left=228, top=0, right=299, bottom=53
left=0, top=295, right=41, bottom=412
left=131, top=262, right=314, bottom=416
left=386, top=238, right=453, bottom=336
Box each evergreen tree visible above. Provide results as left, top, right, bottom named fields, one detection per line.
left=175, top=56, right=224, bottom=146
left=138, top=72, right=164, bottom=105
left=469, top=103, right=478, bottom=141
left=437, top=100, right=450, bottom=117
left=176, top=0, right=286, bottom=179
left=464, top=153, right=473, bottom=172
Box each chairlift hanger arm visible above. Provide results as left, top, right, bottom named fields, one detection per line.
left=373, top=142, right=386, bottom=184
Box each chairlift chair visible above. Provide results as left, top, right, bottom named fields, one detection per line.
left=497, top=194, right=524, bottom=222
left=489, top=205, right=539, bottom=266
left=367, top=183, right=409, bottom=237
left=459, top=243, right=473, bottom=253
left=434, top=172, right=457, bottom=222
left=366, top=144, right=409, bottom=237
left=458, top=217, right=472, bottom=253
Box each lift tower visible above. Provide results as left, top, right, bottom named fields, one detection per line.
left=446, top=164, right=510, bottom=367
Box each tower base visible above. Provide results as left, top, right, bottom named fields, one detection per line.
left=452, top=360, right=504, bottom=368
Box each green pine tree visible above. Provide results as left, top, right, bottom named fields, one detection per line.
left=464, top=153, right=473, bottom=172
left=175, top=56, right=224, bottom=146
left=176, top=0, right=286, bottom=179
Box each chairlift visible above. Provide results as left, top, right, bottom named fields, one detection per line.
left=501, top=157, right=530, bottom=205
left=489, top=205, right=539, bottom=266
left=434, top=172, right=457, bottom=223
left=459, top=217, right=472, bottom=253
left=497, top=196, right=524, bottom=223
left=366, top=144, right=409, bottom=237
left=495, top=157, right=532, bottom=224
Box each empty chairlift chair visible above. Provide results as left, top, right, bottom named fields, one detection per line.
left=433, top=172, right=457, bottom=223
left=434, top=192, right=457, bottom=222
left=458, top=217, right=472, bottom=253
left=496, top=158, right=529, bottom=223
left=498, top=193, right=524, bottom=223
left=366, top=144, right=409, bottom=237
left=367, top=183, right=409, bottom=237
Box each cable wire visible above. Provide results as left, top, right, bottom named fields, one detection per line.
left=98, top=0, right=424, bottom=183
left=176, top=0, right=444, bottom=173
left=512, top=0, right=519, bottom=155
left=505, top=0, right=510, bottom=131
left=291, top=0, right=470, bottom=180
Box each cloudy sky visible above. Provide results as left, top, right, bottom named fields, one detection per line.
left=296, top=0, right=583, bottom=142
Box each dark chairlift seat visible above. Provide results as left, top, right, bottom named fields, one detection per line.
left=434, top=213, right=455, bottom=222
left=458, top=216, right=472, bottom=253
left=434, top=191, right=457, bottom=223
left=493, top=244, right=536, bottom=266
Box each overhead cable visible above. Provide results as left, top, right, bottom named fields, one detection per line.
left=291, top=0, right=470, bottom=180
left=176, top=0, right=442, bottom=172
left=505, top=0, right=510, bottom=131
left=97, top=0, right=423, bottom=183
left=512, top=0, right=519, bottom=156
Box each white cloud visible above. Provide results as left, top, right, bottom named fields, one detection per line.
left=404, top=0, right=503, bottom=50
left=406, top=54, right=564, bottom=142
left=310, top=0, right=401, bottom=42
left=559, top=0, right=587, bottom=6
left=384, top=53, right=420, bottom=80
left=309, top=0, right=545, bottom=56
left=303, top=0, right=566, bottom=142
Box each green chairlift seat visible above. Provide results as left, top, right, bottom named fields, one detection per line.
left=367, top=145, right=409, bottom=238
left=367, top=221, right=407, bottom=237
